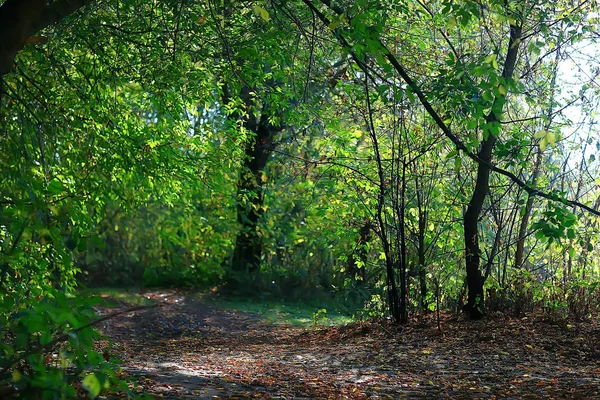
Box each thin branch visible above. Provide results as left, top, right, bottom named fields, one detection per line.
left=272, top=148, right=380, bottom=186
left=0, top=304, right=162, bottom=375
left=304, top=0, right=600, bottom=217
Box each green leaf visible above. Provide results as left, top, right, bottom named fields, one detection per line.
left=12, top=370, right=22, bottom=382
left=445, top=150, right=458, bottom=160
left=534, top=130, right=547, bottom=139
left=497, top=84, right=507, bottom=96
left=40, top=330, right=52, bottom=345
left=82, top=373, right=101, bottom=399
left=547, top=131, right=556, bottom=147
left=47, top=179, right=65, bottom=194
left=405, top=87, right=415, bottom=103
left=454, top=157, right=462, bottom=173
left=252, top=5, right=270, bottom=22
left=78, top=238, right=88, bottom=252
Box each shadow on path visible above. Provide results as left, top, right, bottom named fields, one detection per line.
left=99, top=290, right=600, bottom=399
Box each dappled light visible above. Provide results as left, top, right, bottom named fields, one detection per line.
left=2, top=0, right=600, bottom=398
left=99, top=290, right=600, bottom=398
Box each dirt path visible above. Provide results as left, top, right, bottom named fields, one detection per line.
left=99, top=290, right=600, bottom=399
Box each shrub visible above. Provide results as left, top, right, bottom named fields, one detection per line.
left=0, top=289, right=132, bottom=399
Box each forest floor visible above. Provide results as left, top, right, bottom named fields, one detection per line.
left=97, top=289, right=600, bottom=399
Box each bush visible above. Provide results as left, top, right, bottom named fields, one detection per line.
left=0, top=289, right=132, bottom=399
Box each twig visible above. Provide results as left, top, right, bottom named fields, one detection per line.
left=379, top=323, right=394, bottom=337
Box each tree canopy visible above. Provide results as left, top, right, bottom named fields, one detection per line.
left=1, top=0, right=600, bottom=397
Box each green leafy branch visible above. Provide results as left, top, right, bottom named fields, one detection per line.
left=301, top=0, right=600, bottom=217
left=0, top=303, right=161, bottom=377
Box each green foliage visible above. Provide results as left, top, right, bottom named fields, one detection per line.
left=0, top=0, right=599, bottom=372
left=205, top=295, right=354, bottom=328
left=0, top=290, right=130, bottom=399
left=533, top=204, right=578, bottom=243
left=359, top=294, right=388, bottom=319
left=537, top=279, right=600, bottom=321
left=313, top=308, right=329, bottom=327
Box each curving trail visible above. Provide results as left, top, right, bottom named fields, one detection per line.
left=99, top=290, right=600, bottom=399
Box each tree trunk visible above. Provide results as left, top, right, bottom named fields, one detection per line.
left=230, top=111, right=278, bottom=277
left=515, top=46, right=562, bottom=270
left=398, top=160, right=408, bottom=323
left=415, top=174, right=428, bottom=311
left=580, top=195, right=600, bottom=278
left=463, top=137, right=494, bottom=319
left=0, top=0, right=94, bottom=76
left=515, top=151, right=542, bottom=268
left=463, top=23, right=522, bottom=320
left=347, top=220, right=371, bottom=284
left=365, top=81, right=401, bottom=323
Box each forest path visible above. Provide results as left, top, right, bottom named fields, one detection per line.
left=99, top=290, right=600, bottom=399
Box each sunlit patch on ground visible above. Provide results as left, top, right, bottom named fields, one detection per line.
left=98, top=290, right=600, bottom=399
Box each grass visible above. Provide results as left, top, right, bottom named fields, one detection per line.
left=84, top=287, right=356, bottom=328
left=203, top=295, right=355, bottom=328
left=82, top=287, right=155, bottom=307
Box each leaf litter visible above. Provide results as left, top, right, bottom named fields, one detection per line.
left=98, top=290, right=600, bottom=399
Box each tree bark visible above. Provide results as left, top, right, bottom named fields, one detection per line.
left=364, top=80, right=401, bottom=323
left=463, top=23, right=522, bottom=320
left=415, top=174, right=428, bottom=311
left=230, top=110, right=279, bottom=278
left=347, top=220, right=371, bottom=284
left=515, top=46, right=562, bottom=270
left=398, top=160, right=408, bottom=323
left=514, top=151, right=542, bottom=268
left=0, top=0, right=94, bottom=76
left=463, top=137, right=495, bottom=319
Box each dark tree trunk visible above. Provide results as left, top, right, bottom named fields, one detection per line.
left=0, top=0, right=93, bottom=77
left=515, top=151, right=542, bottom=268
left=463, top=137, right=494, bottom=319
left=347, top=220, right=371, bottom=284
left=0, top=0, right=45, bottom=76
left=364, top=81, right=401, bottom=323
left=463, top=23, right=522, bottom=320
left=415, top=174, right=428, bottom=311
left=398, top=161, right=408, bottom=324
left=230, top=112, right=278, bottom=276
left=580, top=196, right=600, bottom=278
left=384, top=255, right=401, bottom=322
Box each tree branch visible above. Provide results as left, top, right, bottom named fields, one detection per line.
left=34, top=0, right=96, bottom=34
left=0, top=303, right=161, bottom=375
left=304, top=0, right=600, bottom=217
left=0, top=0, right=95, bottom=76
